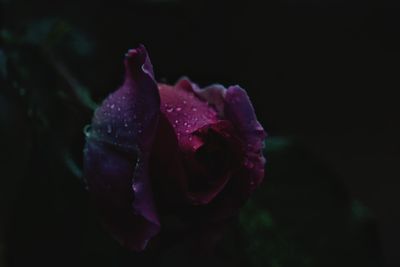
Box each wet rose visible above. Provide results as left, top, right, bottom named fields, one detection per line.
left=83, top=45, right=266, bottom=251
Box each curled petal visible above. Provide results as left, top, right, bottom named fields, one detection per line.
left=84, top=45, right=160, bottom=251
left=193, top=84, right=266, bottom=190
left=193, top=83, right=226, bottom=117
left=224, top=85, right=266, bottom=188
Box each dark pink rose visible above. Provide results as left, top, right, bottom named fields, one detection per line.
left=83, top=45, right=266, bottom=252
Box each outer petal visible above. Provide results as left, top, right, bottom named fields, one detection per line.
left=224, top=85, right=266, bottom=189
left=84, top=45, right=160, bottom=251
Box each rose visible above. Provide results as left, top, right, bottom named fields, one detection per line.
left=83, top=45, right=266, bottom=252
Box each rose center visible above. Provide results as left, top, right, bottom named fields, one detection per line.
left=184, top=128, right=232, bottom=193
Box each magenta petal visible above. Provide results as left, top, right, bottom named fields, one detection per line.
left=84, top=45, right=160, bottom=251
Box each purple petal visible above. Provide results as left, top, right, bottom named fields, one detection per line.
left=224, top=85, right=266, bottom=188
left=84, top=45, right=160, bottom=251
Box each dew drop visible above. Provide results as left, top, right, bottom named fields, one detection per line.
left=176, top=107, right=182, bottom=112
left=83, top=125, right=92, bottom=137
left=192, top=107, right=197, bottom=112
left=107, top=125, right=112, bottom=134
left=166, top=107, right=174, bottom=113
left=110, top=104, right=115, bottom=109
left=244, top=159, right=254, bottom=169
left=175, top=120, right=179, bottom=124
left=124, top=122, right=128, bottom=128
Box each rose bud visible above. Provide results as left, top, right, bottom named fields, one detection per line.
left=83, top=45, right=266, bottom=252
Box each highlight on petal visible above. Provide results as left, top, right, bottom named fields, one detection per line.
left=84, top=45, right=160, bottom=251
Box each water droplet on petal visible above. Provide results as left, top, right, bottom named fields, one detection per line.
left=107, top=125, right=112, bottom=134
left=192, top=107, right=197, bottom=112
left=243, top=158, right=254, bottom=169
left=133, top=184, right=139, bottom=192
left=83, top=125, right=92, bottom=137
left=110, top=104, right=115, bottom=109
left=176, top=107, right=182, bottom=112
left=166, top=107, right=174, bottom=113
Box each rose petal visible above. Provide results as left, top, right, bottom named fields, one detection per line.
left=158, top=81, right=218, bottom=140
left=149, top=113, right=188, bottom=210
left=192, top=83, right=226, bottom=117
left=184, top=120, right=243, bottom=205
left=84, top=45, right=160, bottom=251
left=84, top=141, right=157, bottom=251
left=175, top=77, right=226, bottom=117
left=193, top=84, right=266, bottom=189
left=223, top=85, right=266, bottom=188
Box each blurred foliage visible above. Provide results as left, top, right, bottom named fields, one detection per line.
left=237, top=138, right=382, bottom=267
left=0, top=50, right=7, bottom=78
left=0, top=14, right=96, bottom=177
left=1, top=11, right=97, bottom=266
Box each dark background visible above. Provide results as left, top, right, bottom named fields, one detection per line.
left=0, top=0, right=398, bottom=266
